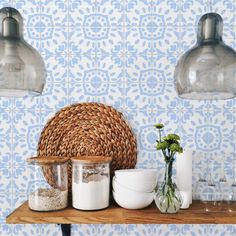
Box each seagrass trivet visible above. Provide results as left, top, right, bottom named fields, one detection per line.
left=37, top=102, right=137, bottom=190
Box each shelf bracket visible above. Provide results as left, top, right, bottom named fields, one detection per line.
left=60, top=224, right=71, bottom=236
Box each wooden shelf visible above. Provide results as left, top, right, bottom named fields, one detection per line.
left=6, top=200, right=236, bottom=224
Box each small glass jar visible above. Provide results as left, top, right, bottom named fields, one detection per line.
left=27, top=156, right=69, bottom=211
left=72, top=156, right=112, bottom=210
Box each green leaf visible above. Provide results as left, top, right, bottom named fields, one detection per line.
left=178, top=147, right=183, bottom=154
left=163, top=133, right=180, bottom=141
left=154, top=123, right=164, bottom=129
left=156, top=141, right=169, bottom=150
left=169, top=143, right=183, bottom=153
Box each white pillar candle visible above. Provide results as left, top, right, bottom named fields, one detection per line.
left=176, top=148, right=192, bottom=208
left=234, top=162, right=236, bottom=183
left=180, top=190, right=192, bottom=209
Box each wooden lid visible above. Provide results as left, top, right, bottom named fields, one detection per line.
left=27, top=156, right=69, bottom=165
left=71, top=156, right=112, bottom=164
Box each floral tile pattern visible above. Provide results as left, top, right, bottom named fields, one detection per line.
left=1, top=0, right=236, bottom=235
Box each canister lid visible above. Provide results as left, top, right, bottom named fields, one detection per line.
left=27, top=156, right=70, bottom=165
left=71, top=156, right=112, bottom=164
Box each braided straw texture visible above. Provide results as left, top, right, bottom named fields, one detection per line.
left=37, top=103, right=137, bottom=190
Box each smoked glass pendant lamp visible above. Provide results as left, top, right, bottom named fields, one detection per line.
left=175, top=13, right=236, bottom=100
left=0, top=7, right=45, bottom=97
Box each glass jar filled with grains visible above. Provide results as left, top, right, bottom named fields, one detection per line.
left=27, top=156, right=69, bottom=211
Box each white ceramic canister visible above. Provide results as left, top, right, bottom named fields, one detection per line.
left=72, top=156, right=112, bottom=210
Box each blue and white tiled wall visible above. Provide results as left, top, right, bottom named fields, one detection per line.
left=1, top=0, right=236, bottom=235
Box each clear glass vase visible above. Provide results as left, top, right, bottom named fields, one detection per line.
left=154, top=160, right=182, bottom=213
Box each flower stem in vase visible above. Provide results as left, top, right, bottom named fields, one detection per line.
left=154, top=123, right=183, bottom=213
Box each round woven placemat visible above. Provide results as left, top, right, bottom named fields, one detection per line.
left=37, top=103, right=137, bottom=190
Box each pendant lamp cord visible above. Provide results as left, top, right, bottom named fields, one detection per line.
left=234, top=100, right=236, bottom=183
left=209, top=0, right=213, bottom=12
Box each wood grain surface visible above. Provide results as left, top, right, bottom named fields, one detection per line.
left=6, top=201, right=236, bottom=224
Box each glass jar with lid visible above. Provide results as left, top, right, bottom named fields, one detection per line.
left=72, top=156, right=112, bottom=210
left=27, top=156, right=69, bottom=211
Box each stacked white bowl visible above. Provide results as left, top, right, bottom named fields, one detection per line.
left=112, top=169, right=157, bottom=209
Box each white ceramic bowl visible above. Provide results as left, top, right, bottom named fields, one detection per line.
left=113, top=176, right=156, bottom=193
left=112, top=177, right=155, bottom=197
left=113, top=190, right=154, bottom=209
left=114, top=169, right=157, bottom=192
left=112, top=177, right=154, bottom=209
left=115, top=169, right=157, bottom=182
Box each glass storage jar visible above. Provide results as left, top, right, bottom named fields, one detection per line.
left=72, top=156, right=112, bottom=210
left=27, top=156, right=69, bottom=211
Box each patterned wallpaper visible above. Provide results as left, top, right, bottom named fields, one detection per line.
left=1, top=0, right=236, bottom=235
